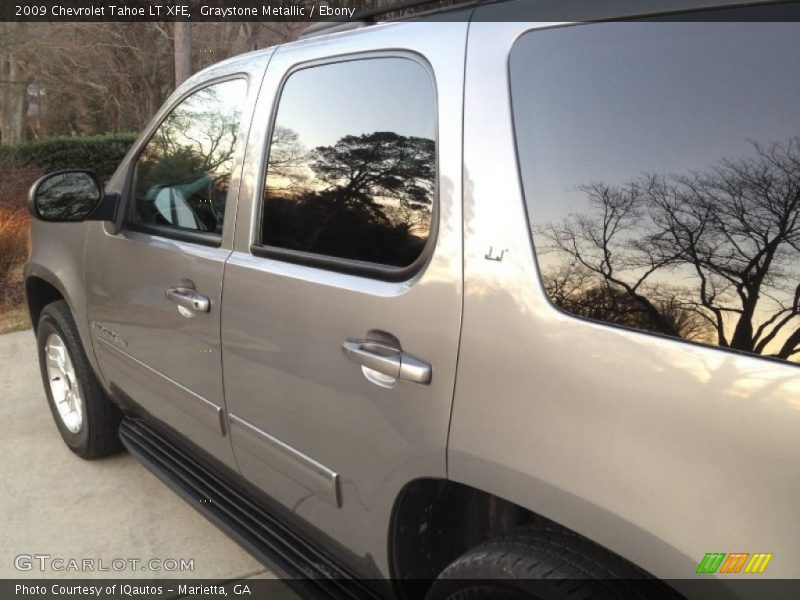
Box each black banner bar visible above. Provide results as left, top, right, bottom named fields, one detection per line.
left=2, top=0, right=800, bottom=23
left=5, top=579, right=800, bottom=600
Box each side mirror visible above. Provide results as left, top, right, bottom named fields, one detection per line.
left=28, top=170, right=119, bottom=222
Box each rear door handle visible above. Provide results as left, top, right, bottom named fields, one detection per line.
left=166, top=287, right=210, bottom=312
left=342, top=340, right=431, bottom=385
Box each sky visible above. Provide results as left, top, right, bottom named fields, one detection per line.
left=512, top=21, right=800, bottom=223
left=273, top=57, right=435, bottom=151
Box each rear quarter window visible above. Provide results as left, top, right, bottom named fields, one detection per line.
left=512, top=16, right=800, bottom=363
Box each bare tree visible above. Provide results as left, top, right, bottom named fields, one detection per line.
left=0, top=8, right=463, bottom=141
left=0, top=23, right=29, bottom=144
left=539, top=137, right=800, bottom=359
left=264, top=125, right=310, bottom=194
left=541, top=180, right=684, bottom=337
left=3, top=23, right=176, bottom=134
left=542, top=262, right=709, bottom=342
left=1, top=21, right=302, bottom=139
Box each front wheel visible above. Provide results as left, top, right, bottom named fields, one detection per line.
left=37, top=300, right=122, bottom=459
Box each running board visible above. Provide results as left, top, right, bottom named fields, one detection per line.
left=119, top=418, right=381, bottom=600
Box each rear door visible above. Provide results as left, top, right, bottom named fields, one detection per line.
left=220, top=23, right=467, bottom=575
left=86, top=58, right=266, bottom=468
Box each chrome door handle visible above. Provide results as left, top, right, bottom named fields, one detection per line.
left=342, top=340, right=431, bottom=385
left=166, top=287, right=210, bottom=312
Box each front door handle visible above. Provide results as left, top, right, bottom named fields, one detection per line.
left=342, top=339, right=431, bottom=385
left=166, top=287, right=210, bottom=313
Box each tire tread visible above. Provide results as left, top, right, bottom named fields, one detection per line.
left=427, top=521, right=682, bottom=600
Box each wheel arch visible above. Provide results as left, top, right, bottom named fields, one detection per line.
left=24, top=262, right=105, bottom=391
left=389, top=478, right=533, bottom=594
left=25, top=272, right=66, bottom=330
left=388, top=476, right=697, bottom=599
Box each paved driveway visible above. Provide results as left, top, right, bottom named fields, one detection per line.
left=0, top=329, right=290, bottom=588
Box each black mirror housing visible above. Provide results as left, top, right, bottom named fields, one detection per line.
left=87, top=191, right=121, bottom=221
left=28, top=169, right=119, bottom=223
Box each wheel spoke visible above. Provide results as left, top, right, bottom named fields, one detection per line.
left=44, top=333, right=83, bottom=434
left=46, top=346, right=63, bottom=371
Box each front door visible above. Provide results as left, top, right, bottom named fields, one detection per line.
left=221, top=24, right=467, bottom=576
left=86, top=76, right=253, bottom=469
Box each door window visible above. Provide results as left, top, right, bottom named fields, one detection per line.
left=128, top=78, right=247, bottom=240
left=258, top=58, right=436, bottom=273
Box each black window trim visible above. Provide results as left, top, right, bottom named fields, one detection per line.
left=121, top=73, right=250, bottom=248
left=250, top=51, right=440, bottom=283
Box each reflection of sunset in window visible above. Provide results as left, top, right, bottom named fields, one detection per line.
left=514, top=22, right=800, bottom=363
left=260, top=58, right=436, bottom=269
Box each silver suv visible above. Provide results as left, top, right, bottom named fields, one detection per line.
left=24, top=1, right=800, bottom=598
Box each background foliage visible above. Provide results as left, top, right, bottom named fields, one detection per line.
left=0, top=133, right=137, bottom=180
left=0, top=20, right=306, bottom=332
left=0, top=161, right=39, bottom=332
left=0, top=3, right=459, bottom=331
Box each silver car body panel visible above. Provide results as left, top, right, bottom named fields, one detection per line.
left=23, top=1, right=800, bottom=591
left=25, top=224, right=96, bottom=371
left=449, top=6, right=800, bottom=589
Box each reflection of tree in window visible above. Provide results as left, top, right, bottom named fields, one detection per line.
left=131, top=80, right=245, bottom=234
left=538, top=137, right=800, bottom=362
left=264, top=125, right=309, bottom=195
left=263, top=128, right=435, bottom=268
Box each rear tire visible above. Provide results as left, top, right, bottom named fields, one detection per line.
left=426, top=523, right=680, bottom=600
left=37, top=300, right=122, bottom=459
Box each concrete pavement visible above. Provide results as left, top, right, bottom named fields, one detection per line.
left=0, top=329, right=293, bottom=592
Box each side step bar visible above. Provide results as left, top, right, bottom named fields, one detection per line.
left=119, top=418, right=382, bottom=600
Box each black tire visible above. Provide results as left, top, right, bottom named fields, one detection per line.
left=426, top=523, right=681, bottom=600
left=36, top=300, right=122, bottom=459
